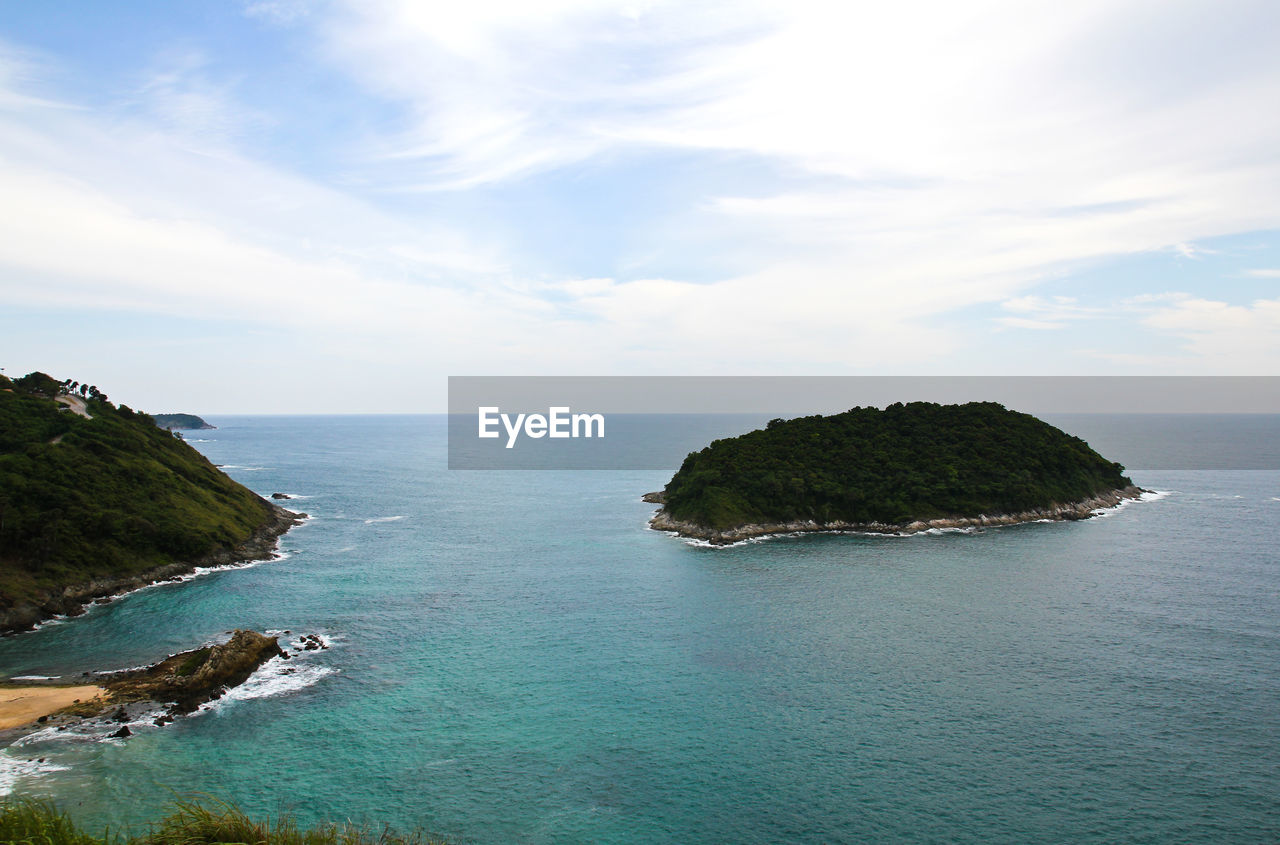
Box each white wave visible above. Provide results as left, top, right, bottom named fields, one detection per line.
left=1092, top=489, right=1171, bottom=518
left=28, top=614, right=68, bottom=633
left=199, top=656, right=333, bottom=714
left=0, top=753, right=69, bottom=795
left=288, top=632, right=342, bottom=651
left=673, top=533, right=752, bottom=548
left=363, top=515, right=406, bottom=524
left=182, top=556, right=279, bottom=582
left=186, top=438, right=216, bottom=442
left=15, top=549, right=295, bottom=634
left=1271, top=497, right=1280, bottom=502
left=219, top=465, right=268, bottom=471
left=93, top=663, right=152, bottom=675
left=10, top=675, right=57, bottom=681
left=9, top=703, right=172, bottom=754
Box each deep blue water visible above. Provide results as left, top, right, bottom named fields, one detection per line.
left=1, top=415, right=1278, bottom=843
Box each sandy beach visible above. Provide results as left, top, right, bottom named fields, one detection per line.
left=0, top=685, right=104, bottom=730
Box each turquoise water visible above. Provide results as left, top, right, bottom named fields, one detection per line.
left=2, top=415, right=1279, bottom=842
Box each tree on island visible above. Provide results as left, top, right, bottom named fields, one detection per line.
left=657, top=401, right=1134, bottom=531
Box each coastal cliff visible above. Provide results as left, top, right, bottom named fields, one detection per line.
left=0, top=371, right=306, bottom=634
left=649, top=401, right=1140, bottom=544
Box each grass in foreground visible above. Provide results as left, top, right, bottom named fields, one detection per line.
left=0, top=797, right=446, bottom=845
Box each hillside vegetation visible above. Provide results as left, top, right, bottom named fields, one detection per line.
left=0, top=797, right=445, bottom=844
left=660, top=401, right=1132, bottom=530
left=0, top=371, right=279, bottom=626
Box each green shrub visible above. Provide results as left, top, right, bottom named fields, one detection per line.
left=174, top=648, right=211, bottom=677
left=0, top=798, right=446, bottom=845
left=0, top=798, right=111, bottom=844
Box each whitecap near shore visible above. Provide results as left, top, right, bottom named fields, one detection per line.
left=199, top=657, right=333, bottom=714
left=0, top=755, right=68, bottom=795
left=195, top=632, right=338, bottom=715
left=1091, top=488, right=1171, bottom=518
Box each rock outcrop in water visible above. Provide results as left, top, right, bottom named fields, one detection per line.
left=103, top=629, right=285, bottom=713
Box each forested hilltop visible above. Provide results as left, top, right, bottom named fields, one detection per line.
left=654, top=402, right=1135, bottom=538
left=0, top=371, right=300, bottom=632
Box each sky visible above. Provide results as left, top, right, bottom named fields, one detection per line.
left=1, top=0, right=1279, bottom=413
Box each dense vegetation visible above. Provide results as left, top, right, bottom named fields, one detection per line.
left=0, top=797, right=444, bottom=844
left=151, top=413, right=214, bottom=430
left=661, top=402, right=1131, bottom=529
left=0, top=371, right=272, bottom=611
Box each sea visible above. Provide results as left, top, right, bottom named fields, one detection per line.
left=0, top=414, right=1277, bottom=843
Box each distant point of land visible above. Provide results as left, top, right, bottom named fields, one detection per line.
left=151, top=413, right=215, bottom=430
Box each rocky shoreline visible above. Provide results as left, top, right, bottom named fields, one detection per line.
left=0, top=502, right=306, bottom=636
left=648, top=485, right=1146, bottom=546
left=0, top=630, right=299, bottom=744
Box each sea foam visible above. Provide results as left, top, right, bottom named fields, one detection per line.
left=0, top=755, right=69, bottom=795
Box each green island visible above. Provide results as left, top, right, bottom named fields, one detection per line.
left=0, top=371, right=303, bottom=633
left=150, top=413, right=215, bottom=431
left=648, top=401, right=1142, bottom=544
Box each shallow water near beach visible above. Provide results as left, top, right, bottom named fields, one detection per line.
left=1, top=415, right=1279, bottom=843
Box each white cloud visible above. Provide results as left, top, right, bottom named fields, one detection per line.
left=5, top=0, right=1280, bottom=409
left=1173, top=242, right=1218, bottom=260
left=243, top=0, right=313, bottom=25
left=995, top=317, right=1065, bottom=330
left=1245, top=268, right=1280, bottom=278
left=309, top=0, right=1280, bottom=359
left=1140, top=297, right=1280, bottom=371
left=995, top=295, right=1107, bottom=330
